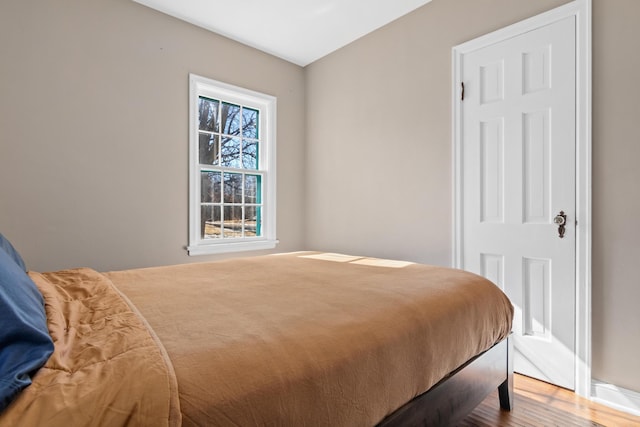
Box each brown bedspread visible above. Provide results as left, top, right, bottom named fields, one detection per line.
left=0, top=268, right=181, bottom=427
left=106, top=252, right=513, bottom=426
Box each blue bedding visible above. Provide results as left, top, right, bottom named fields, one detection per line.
left=0, top=237, right=53, bottom=412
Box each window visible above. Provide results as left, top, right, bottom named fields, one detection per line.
left=188, top=74, right=277, bottom=255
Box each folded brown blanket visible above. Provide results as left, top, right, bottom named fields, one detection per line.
left=0, top=268, right=180, bottom=427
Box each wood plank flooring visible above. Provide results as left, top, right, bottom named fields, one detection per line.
left=459, top=374, right=640, bottom=426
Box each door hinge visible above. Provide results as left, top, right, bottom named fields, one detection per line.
left=461, top=82, right=465, bottom=101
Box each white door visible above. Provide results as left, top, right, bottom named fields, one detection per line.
left=460, top=16, right=576, bottom=390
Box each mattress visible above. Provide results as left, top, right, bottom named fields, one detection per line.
left=0, top=251, right=512, bottom=426
left=107, top=252, right=513, bottom=426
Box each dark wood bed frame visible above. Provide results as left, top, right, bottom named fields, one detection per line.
left=377, top=337, right=513, bottom=426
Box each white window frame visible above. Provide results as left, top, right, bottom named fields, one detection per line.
left=188, top=74, right=277, bottom=255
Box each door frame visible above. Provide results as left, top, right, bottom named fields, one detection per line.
left=451, top=0, right=592, bottom=397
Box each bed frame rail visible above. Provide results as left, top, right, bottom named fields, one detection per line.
left=377, top=337, right=513, bottom=426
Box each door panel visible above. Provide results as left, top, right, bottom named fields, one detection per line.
left=523, top=110, right=550, bottom=223
left=480, top=118, right=504, bottom=223
left=461, top=16, right=576, bottom=390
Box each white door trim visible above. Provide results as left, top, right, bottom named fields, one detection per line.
left=451, top=0, right=592, bottom=398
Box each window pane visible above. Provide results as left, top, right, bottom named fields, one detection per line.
left=244, top=174, right=261, bottom=204
left=242, top=107, right=259, bottom=139
left=199, top=133, right=219, bottom=165
left=221, top=102, right=241, bottom=136
left=223, top=172, right=242, bottom=203
left=198, top=97, right=219, bottom=132
left=244, top=206, right=260, bottom=237
left=201, top=205, right=221, bottom=239
left=220, top=136, right=241, bottom=168
left=201, top=171, right=221, bottom=203
left=223, top=206, right=243, bottom=238
left=242, top=140, right=259, bottom=169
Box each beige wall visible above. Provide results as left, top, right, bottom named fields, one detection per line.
left=0, top=0, right=306, bottom=271
left=305, top=0, right=570, bottom=264
left=591, top=0, right=640, bottom=393
left=305, top=0, right=640, bottom=393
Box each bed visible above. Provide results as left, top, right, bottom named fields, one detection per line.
left=0, top=238, right=513, bottom=426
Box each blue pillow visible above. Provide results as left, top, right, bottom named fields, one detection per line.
left=0, top=249, right=54, bottom=412
left=0, top=233, right=27, bottom=272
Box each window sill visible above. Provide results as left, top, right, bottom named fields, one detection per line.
left=187, top=239, right=279, bottom=256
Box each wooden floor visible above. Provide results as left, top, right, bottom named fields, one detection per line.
left=459, top=374, right=640, bottom=426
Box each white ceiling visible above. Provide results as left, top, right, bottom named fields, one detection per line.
left=132, top=0, right=432, bottom=66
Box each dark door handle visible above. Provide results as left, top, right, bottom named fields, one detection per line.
left=553, top=211, right=567, bottom=238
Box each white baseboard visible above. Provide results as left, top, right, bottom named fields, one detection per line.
left=591, top=380, right=640, bottom=417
